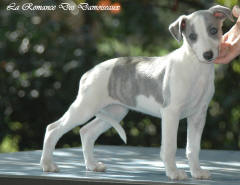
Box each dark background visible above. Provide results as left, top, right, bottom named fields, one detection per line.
left=0, top=0, right=239, bottom=153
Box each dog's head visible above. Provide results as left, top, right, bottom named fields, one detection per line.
left=169, top=5, right=233, bottom=63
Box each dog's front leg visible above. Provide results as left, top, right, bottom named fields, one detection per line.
left=186, top=107, right=211, bottom=179
left=160, top=111, right=188, bottom=180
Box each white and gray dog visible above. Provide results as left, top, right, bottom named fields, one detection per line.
left=40, top=5, right=233, bottom=180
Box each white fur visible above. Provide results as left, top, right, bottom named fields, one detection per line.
left=135, top=95, right=162, bottom=117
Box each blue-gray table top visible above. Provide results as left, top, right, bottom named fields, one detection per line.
left=0, top=145, right=239, bottom=185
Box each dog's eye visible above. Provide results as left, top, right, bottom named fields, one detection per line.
left=210, top=27, right=218, bottom=35
left=189, top=33, right=197, bottom=41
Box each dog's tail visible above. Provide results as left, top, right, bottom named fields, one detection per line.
left=95, top=113, right=127, bottom=144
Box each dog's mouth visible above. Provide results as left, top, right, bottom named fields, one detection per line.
left=207, top=57, right=216, bottom=63
left=199, top=58, right=216, bottom=64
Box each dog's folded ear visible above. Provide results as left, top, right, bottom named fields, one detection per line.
left=169, top=15, right=187, bottom=43
left=209, top=5, right=234, bottom=21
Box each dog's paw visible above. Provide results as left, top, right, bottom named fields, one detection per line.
left=86, top=161, right=106, bottom=172
left=191, top=169, right=211, bottom=179
left=40, top=160, right=59, bottom=172
left=167, top=169, right=188, bottom=180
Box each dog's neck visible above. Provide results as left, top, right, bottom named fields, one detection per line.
left=169, top=39, right=215, bottom=79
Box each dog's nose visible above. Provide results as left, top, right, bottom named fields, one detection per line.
left=203, top=51, right=213, bottom=60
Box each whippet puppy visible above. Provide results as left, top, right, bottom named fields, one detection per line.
left=40, top=5, right=233, bottom=180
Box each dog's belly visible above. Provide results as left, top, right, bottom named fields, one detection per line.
left=132, top=94, right=162, bottom=118
left=133, top=94, right=203, bottom=119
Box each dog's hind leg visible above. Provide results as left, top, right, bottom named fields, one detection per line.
left=80, top=118, right=109, bottom=172
left=40, top=120, right=62, bottom=172
left=40, top=94, right=101, bottom=172
left=40, top=61, right=115, bottom=172
left=80, top=104, right=128, bottom=172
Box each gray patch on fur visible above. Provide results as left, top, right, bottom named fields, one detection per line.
left=108, top=57, right=170, bottom=107
left=183, top=23, right=197, bottom=46
left=201, top=11, right=222, bottom=40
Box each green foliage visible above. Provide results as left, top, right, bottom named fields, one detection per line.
left=216, top=0, right=238, bottom=7
left=0, top=135, right=20, bottom=153
left=0, top=0, right=239, bottom=153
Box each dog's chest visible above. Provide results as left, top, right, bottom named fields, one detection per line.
left=170, top=62, right=215, bottom=117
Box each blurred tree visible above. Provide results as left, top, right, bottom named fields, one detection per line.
left=0, top=0, right=239, bottom=152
